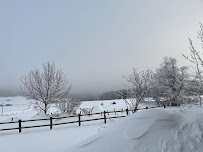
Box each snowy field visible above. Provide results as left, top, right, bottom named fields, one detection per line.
left=1, top=96, right=202, bottom=152
left=0, top=96, right=157, bottom=152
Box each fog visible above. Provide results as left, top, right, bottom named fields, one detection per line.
left=0, top=0, right=203, bottom=98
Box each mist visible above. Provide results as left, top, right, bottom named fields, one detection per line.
left=0, top=0, right=203, bottom=99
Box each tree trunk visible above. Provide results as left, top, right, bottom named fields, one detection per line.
left=44, top=103, right=47, bottom=114
left=199, top=95, right=202, bottom=108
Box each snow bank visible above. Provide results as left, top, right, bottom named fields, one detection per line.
left=92, top=105, right=104, bottom=113
left=71, top=107, right=203, bottom=152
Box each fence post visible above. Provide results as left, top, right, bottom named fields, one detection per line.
left=164, top=104, right=166, bottom=108
left=104, top=111, right=106, bottom=124
left=126, top=109, right=129, bottom=116
left=78, top=114, right=81, bottom=126
left=114, top=109, right=116, bottom=115
left=50, top=117, right=52, bottom=130
left=19, top=120, right=21, bottom=133
left=1, top=105, right=3, bottom=116
left=134, top=107, right=137, bottom=113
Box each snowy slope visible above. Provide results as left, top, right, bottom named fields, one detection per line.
left=71, top=107, right=203, bottom=152
left=0, top=122, right=109, bottom=152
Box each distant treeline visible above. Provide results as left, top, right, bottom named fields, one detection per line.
left=0, top=89, right=19, bottom=97
left=99, top=89, right=130, bottom=100
left=99, top=78, right=203, bottom=101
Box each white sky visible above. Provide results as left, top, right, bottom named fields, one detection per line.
left=0, top=0, right=203, bottom=96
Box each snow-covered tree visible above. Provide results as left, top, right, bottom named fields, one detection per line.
left=56, top=97, right=81, bottom=115
left=152, top=57, right=189, bottom=106
left=124, top=69, right=153, bottom=110
left=183, top=23, right=203, bottom=107
left=20, top=62, right=71, bottom=114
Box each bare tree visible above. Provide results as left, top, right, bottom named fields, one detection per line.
left=183, top=23, right=203, bottom=107
left=20, top=62, right=71, bottom=114
left=123, top=69, right=153, bottom=110
left=55, top=97, right=81, bottom=115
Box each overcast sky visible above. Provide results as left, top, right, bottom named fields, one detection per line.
left=0, top=0, right=203, bottom=96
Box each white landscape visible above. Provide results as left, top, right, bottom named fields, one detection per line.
left=1, top=1, right=203, bottom=152
left=0, top=96, right=143, bottom=152
left=0, top=97, right=203, bottom=152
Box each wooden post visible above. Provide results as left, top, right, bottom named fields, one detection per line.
left=126, top=109, right=129, bottom=116
left=134, top=107, right=137, bottom=113
left=78, top=114, right=81, bottom=126
left=164, top=104, right=166, bottom=108
left=104, top=111, right=106, bottom=124
left=50, top=117, right=53, bottom=130
left=19, top=120, right=22, bottom=133
left=114, top=109, right=116, bottom=115
left=1, top=105, right=3, bottom=115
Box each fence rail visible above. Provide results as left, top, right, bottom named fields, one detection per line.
left=0, top=106, right=161, bottom=133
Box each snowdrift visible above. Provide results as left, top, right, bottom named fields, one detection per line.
left=71, top=107, right=203, bottom=152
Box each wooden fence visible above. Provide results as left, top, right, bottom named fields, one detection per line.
left=0, top=106, right=160, bottom=133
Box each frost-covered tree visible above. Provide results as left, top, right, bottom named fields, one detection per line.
left=20, top=62, right=71, bottom=114
left=152, top=57, right=189, bottom=106
left=56, top=97, right=81, bottom=115
left=124, top=69, right=153, bottom=110
left=183, top=23, right=203, bottom=107
left=117, top=89, right=129, bottom=99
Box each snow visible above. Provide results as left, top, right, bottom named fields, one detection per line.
left=0, top=96, right=32, bottom=114
left=0, top=123, right=107, bottom=152
left=0, top=97, right=132, bottom=152
left=71, top=107, right=203, bottom=152
left=1, top=96, right=203, bottom=152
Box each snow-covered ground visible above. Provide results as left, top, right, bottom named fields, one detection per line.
left=0, top=121, right=108, bottom=152
left=1, top=96, right=202, bottom=152
left=0, top=96, right=32, bottom=114
left=71, top=106, right=203, bottom=152
left=0, top=96, right=147, bottom=152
